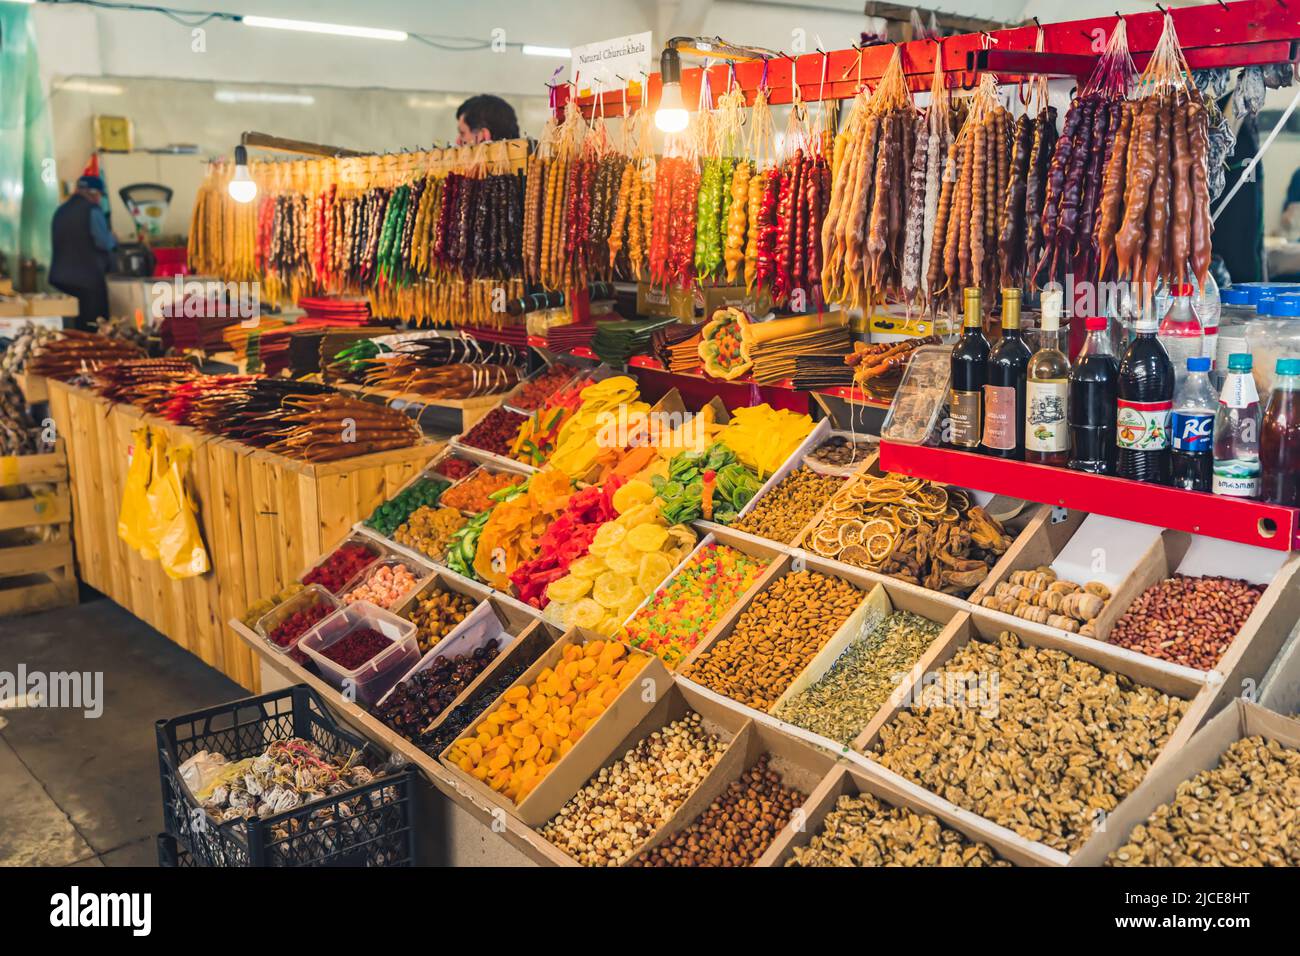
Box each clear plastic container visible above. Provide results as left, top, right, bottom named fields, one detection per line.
left=880, top=345, right=952, bottom=446
left=254, top=584, right=341, bottom=656
left=298, top=602, right=420, bottom=705
left=374, top=600, right=512, bottom=711
left=1245, top=317, right=1300, bottom=397
left=339, top=556, right=433, bottom=610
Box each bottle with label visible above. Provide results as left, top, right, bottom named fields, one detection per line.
left=1068, top=316, right=1119, bottom=474
left=948, top=287, right=989, bottom=452
left=1157, top=283, right=1204, bottom=388
left=1260, top=357, right=1300, bottom=506
left=982, top=288, right=1033, bottom=459
left=1025, top=288, right=1070, bottom=465
left=1212, top=353, right=1261, bottom=498
left=1116, top=305, right=1175, bottom=484
left=1171, top=356, right=1216, bottom=492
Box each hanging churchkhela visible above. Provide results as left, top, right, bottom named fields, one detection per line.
left=923, top=75, right=1012, bottom=316
left=1106, top=13, right=1214, bottom=301
left=189, top=143, right=527, bottom=327
left=1033, top=20, right=1135, bottom=291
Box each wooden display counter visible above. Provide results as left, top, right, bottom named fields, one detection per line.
left=46, top=380, right=437, bottom=689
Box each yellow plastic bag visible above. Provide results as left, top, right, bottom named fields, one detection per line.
left=117, top=426, right=153, bottom=554
left=157, top=444, right=210, bottom=580
left=141, top=429, right=173, bottom=561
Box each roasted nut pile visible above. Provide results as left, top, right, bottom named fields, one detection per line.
left=807, top=435, right=876, bottom=469
left=772, top=611, right=943, bottom=745
left=871, top=631, right=1190, bottom=853
left=631, top=755, right=804, bottom=867
left=730, top=467, right=842, bottom=543
left=539, top=712, right=725, bottom=866
left=406, top=587, right=478, bottom=653
left=1107, top=575, right=1265, bottom=671
left=803, top=475, right=1012, bottom=596
left=786, top=792, right=1009, bottom=867
left=1108, top=735, right=1300, bottom=866
left=682, top=570, right=864, bottom=711
left=979, top=567, right=1110, bottom=636
left=395, top=505, right=467, bottom=559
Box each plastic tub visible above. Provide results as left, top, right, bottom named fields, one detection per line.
left=254, top=584, right=341, bottom=657
left=880, top=345, right=952, bottom=445
left=340, top=556, right=432, bottom=611
left=298, top=602, right=420, bottom=705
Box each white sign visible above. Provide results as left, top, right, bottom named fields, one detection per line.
left=571, top=31, right=652, bottom=99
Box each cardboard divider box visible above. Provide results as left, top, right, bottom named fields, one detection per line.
left=983, top=523, right=1297, bottom=686
left=621, top=527, right=784, bottom=670
left=1071, top=700, right=1300, bottom=866
left=848, top=606, right=1213, bottom=863
left=765, top=762, right=1050, bottom=867
left=439, top=629, right=672, bottom=826
left=536, top=679, right=752, bottom=866
left=676, top=551, right=967, bottom=748
left=627, top=714, right=838, bottom=867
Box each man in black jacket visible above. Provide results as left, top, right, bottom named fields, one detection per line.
left=49, top=175, right=116, bottom=331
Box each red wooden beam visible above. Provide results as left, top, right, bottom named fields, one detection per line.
left=558, top=0, right=1300, bottom=119
left=970, top=38, right=1298, bottom=78
left=878, top=441, right=1300, bottom=551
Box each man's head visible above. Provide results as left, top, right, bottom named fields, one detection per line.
left=76, top=175, right=105, bottom=204
left=456, top=94, right=519, bottom=146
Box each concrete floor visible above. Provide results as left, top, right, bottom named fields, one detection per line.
left=0, top=594, right=244, bottom=867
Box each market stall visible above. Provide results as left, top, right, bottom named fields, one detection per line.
left=6, top=0, right=1300, bottom=871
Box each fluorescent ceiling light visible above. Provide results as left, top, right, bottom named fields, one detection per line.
left=407, top=95, right=451, bottom=109
left=56, top=80, right=124, bottom=95
left=522, top=45, right=571, bottom=58
left=215, top=90, right=315, bottom=105
left=241, top=15, right=407, bottom=42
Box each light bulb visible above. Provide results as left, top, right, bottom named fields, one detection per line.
left=655, top=81, right=689, bottom=133
left=227, top=145, right=258, bottom=203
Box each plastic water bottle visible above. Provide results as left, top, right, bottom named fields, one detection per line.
left=1212, top=353, right=1261, bottom=499
left=1170, top=356, right=1216, bottom=492
left=1158, top=283, right=1204, bottom=388
left=1193, top=271, right=1220, bottom=365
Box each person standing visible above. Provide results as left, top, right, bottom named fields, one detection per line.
left=455, top=94, right=520, bottom=146
left=49, top=175, right=116, bottom=331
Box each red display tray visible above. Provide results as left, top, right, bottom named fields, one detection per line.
left=878, top=441, right=1300, bottom=552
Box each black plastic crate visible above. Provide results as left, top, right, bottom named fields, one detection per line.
left=157, top=685, right=415, bottom=867
left=156, top=833, right=194, bottom=868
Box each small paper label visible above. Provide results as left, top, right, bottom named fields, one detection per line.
left=981, top=385, right=1017, bottom=451
left=1116, top=399, right=1172, bottom=451
left=1026, top=379, right=1068, bottom=452
left=949, top=389, right=981, bottom=448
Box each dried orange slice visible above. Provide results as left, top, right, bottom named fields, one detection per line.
left=838, top=544, right=872, bottom=566
left=864, top=532, right=895, bottom=562
left=837, top=520, right=865, bottom=548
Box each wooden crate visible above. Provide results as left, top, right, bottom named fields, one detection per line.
left=46, top=380, right=437, bottom=689
left=0, top=443, right=77, bottom=617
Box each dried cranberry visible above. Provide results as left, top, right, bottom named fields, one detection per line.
left=320, top=627, right=392, bottom=670
left=269, top=601, right=333, bottom=650
left=459, top=408, right=526, bottom=457
left=303, top=544, right=378, bottom=593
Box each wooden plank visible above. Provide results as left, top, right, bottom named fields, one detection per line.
left=0, top=577, right=78, bottom=617
left=0, top=489, right=70, bottom=530
left=0, top=535, right=73, bottom=578
left=0, top=446, right=66, bottom=486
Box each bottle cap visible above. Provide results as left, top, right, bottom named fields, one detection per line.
left=1187, top=356, right=1211, bottom=372
left=1084, top=316, right=1107, bottom=332
left=1227, top=353, right=1253, bottom=371
left=1277, top=358, right=1300, bottom=376
left=1220, top=288, right=1251, bottom=306
left=1256, top=296, right=1275, bottom=316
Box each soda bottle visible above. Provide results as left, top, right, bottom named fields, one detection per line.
left=1068, top=316, right=1118, bottom=474
left=948, top=287, right=989, bottom=452
left=1260, top=357, right=1300, bottom=506
left=1170, top=356, right=1216, bottom=492
left=1157, top=283, right=1204, bottom=388
left=1212, top=353, right=1261, bottom=499
left=1116, top=305, right=1175, bottom=484
left=982, top=288, right=1032, bottom=460
left=1025, top=288, right=1070, bottom=466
